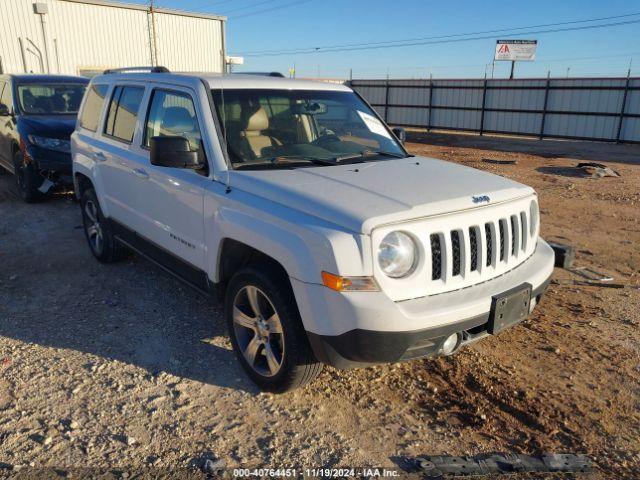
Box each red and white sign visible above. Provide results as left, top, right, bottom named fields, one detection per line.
left=494, top=40, right=537, bottom=61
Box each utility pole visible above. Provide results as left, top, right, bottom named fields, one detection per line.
left=509, top=60, right=515, bottom=79
left=149, top=0, right=159, bottom=66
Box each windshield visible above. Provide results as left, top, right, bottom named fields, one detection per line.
left=17, top=83, right=87, bottom=115
left=211, top=88, right=406, bottom=169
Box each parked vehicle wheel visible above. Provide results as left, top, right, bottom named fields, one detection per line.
left=13, top=151, right=43, bottom=203
left=226, top=267, right=323, bottom=392
left=80, top=188, right=129, bottom=263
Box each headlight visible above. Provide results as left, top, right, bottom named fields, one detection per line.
left=378, top=231, right=418, bottom=278
left=27, top=135, right=71, bottom=153
left=529, top=199, right=539, bottom=236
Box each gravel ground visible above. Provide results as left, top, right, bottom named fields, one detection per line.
left=0, top=133, right=639, bottom=479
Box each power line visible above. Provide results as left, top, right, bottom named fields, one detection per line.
left=188, top=0, right=256, bottom=10
left=235, top=12, right=640, bottom=55
left=240, top=12, right=640, bottom=54
left=229, top=0, right=313, bottom=19
left=218, top=0, right=278, bottom=14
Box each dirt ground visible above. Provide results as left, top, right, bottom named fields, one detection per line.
left=0, top=132, right=638, bottom=479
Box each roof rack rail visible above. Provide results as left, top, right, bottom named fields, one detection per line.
left=234, top=71, right=285, bottom=78
left=103, top=66, right=170, bottom=74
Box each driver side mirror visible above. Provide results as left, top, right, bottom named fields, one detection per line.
left=0, top=103, right=10, bottom=117
left=392, top=127, right=406, bottom=145
left=150, top=136, right=202, bottom=170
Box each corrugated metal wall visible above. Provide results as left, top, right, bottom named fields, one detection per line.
left=350, top=77, right=640, bottom=143
left=0, top=0, right=225, bottom=76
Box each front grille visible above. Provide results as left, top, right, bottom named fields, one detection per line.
left=469, top=227, right=478, bottom=272
left=430, top=234, right=442, bottom=280
left=451, top=231, right=461, bottom=276
left=427, top=207, right=533, bottom=287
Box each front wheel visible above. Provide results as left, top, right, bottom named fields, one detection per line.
left=13, top=151, right=43, bottom=203
left=225, top=267, right=323, bottom=392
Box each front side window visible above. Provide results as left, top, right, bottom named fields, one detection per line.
left=79, top=84, right=108, bottom=132
left=17, top=83, right=87, bottom=115
left=144, top=90, right=202, bottom=152
left=104, top=86, right=145, bottom=143
left=211, top=89, right=405, bottom=169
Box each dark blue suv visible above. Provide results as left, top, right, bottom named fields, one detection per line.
left=0, top=74, right=88, bottom=202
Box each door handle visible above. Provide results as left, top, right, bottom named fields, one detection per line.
left=94, top=152, right=107, bottom=162
left=131, top=167, right=149, bottom=179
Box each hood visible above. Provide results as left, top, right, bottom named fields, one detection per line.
left=19, top=115, right=77, bottom=139
left=230, top=156, right=535, bottom=234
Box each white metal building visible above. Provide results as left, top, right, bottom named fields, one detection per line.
left=0, top=0, right=227, bottom=76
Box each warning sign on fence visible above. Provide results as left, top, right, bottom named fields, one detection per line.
left=494, top=40, right=537, bottom=61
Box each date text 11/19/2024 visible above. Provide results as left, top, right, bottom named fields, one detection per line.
left=232, top=467, right=400, bottom=477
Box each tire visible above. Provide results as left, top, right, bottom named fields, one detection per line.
left=80, top=188, right=129, bottom=263
left=225, top=267, right=323, bottom=392
left=13, top=150, right=43, bottom=203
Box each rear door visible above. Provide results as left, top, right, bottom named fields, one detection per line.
left=95, top=83, right=147, bottom=231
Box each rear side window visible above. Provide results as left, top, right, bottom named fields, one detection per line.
left=104, top=86, right=145, bottom=143
left=79, top=84, right=108, bottom=132
left=143, top=90, right=202, bottom=152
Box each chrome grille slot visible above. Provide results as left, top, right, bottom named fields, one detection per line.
left=510, top=215, right=518, bottom=256
left=430, top=234, right=442, bottom=280
left=499, top=219, right=506, bottom=261
left=485, top=223, right=493, bottom=267
left=520, top=211, right=528, bottom=251
left=469, top=226, right=478, bottom=272
left=451, top=230, right=461, bottom=276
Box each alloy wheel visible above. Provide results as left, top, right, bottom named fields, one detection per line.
left=232, top=285, right=285, bottom=377
left=83, top=200, right=104, bottom=255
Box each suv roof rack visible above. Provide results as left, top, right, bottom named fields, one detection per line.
left=234, top=71, right=285, bottom=78
left=103, top=66, right=170, bottom=74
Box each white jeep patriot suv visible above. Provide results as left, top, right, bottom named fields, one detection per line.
left=71, top=68, right=555, bottom=392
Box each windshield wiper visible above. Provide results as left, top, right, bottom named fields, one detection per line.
left=333, top=150, right=407, bottom=163
left=234, top=155, right=335, bottom=169
left=269, top=155, right=335, bottom=166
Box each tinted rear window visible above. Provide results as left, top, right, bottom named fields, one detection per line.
left=104, top=86, right=145, bottom=143
left=79, top=84, right=108, bottom=132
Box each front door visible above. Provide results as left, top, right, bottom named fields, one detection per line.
left=134, top=87, right=207, bottom=274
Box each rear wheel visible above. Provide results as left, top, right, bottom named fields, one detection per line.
left=80, top=188, right=129, bottom=263
left=225, top=267, right=323, bottom=392
left=13, top=151, right=43, bottom=203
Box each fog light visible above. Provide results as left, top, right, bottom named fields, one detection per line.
left=441, top=333, right=460, bottom=355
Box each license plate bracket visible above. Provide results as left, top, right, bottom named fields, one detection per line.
left=488, top=283, right=532, bottom=335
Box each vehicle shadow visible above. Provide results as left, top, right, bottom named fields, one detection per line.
left=405, top=130, right=640, bottom=166
left=535, top=166, right=593, bottom=178
left=0, top=174, right=258, bottom=394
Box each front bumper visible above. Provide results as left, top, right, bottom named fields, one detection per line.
left=293, top=239, right=555, bottom=369
left=27, top=145, right=72, bottom=176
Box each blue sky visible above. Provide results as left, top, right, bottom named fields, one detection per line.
left=150, top=0, right=639, bottom=79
